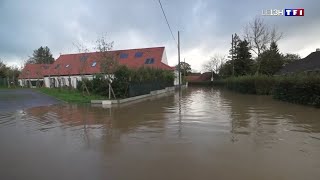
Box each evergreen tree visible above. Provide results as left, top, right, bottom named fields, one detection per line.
left=259, top=41, right=284, bottom=75
left=0, top=60, right=8, bottom=78
left=228, top=33, right=241, bottom=60
left=219, top=60, right=233, bottom=78
left=234, top=40, right=253, bottom=76
left=27, top=46, right=55, bottom=64
left=283, top=53, right=301, bottom=66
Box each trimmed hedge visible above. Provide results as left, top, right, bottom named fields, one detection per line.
left=214, top=74, right=320, bottom=107
left=224, top=75, right=275, bottom=95
left=273, top=74, right=320, bottom=107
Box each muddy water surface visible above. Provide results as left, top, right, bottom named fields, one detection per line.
left=0, top=87, right=320, bottom=180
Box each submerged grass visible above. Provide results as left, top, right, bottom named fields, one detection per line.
left=37, top=88, right=106, bottom=103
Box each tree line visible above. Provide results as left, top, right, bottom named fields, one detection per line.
left=202, top=17, right=301, bottom=78
left=0, top=46, right=55, bottom=87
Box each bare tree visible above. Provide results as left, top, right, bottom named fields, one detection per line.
left=73, top=42, right=91, bottom=96
left=270, top=25, right=283, bottom=43
left=202, top=54, right=225, bottom=81
left=244, top=17, right=283, bottom=74
left=95, top=35, right=117, bottom=99
left=244, top=17, right=282, bottom=57
left=67, top=64, right=72, bottom=90
left=35, top=65, right=42, bottom=88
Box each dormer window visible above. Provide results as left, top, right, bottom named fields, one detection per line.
left=135, top=52, right=143, bottom=58
left=80, top=55, right=88, bottom=62
left=145, top=58, right=154, bottom=64
left=120, top=53, right=128, bottom=59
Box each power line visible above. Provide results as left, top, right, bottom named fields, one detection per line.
left=158, top=0, right=177, bottom=46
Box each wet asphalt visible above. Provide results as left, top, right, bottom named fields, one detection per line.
left=0, top=89, right=60, bottom=113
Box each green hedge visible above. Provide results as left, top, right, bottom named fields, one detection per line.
left=77, top=66, right=175, bottom=99
left=214, top=74, right=320, bottom=107
left=273, top=74, right=320, bottom=107
left=224, top=75, right=275, bottom=95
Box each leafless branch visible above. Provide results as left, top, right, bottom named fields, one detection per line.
left=243, top=17, right=283, bottom=57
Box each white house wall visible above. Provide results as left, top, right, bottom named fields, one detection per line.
left=161, top=49, right=168, bottom=65
left=43, top=75, right=90, bottom=89
left=174, top=70, right=181, bottom=86
left=18, top=78, right=44, bottom=88
left=43, top=74, right=113, bottom=89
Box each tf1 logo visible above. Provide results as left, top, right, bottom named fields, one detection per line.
left=262, top=9, right=304, bottom=16
left=285, top=9, right=304, bottom=16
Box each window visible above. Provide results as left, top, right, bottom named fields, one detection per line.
left=145, top=58, right=155, bottom=64
left=80, top=55, right=88, bottom=62
left=135, top=52, right=143, bottom=58
left=91, top=62, right=97, bottom=67
left=65, top=64, right=70, bottom=68
left=42, top=65, right=49, bottom=69
left=120, top=53, right=128, bottom=59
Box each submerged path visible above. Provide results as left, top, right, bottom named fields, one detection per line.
left=0, top=89, right=60, bottom=112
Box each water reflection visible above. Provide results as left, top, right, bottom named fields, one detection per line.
left=0, top=87, right=320, bottom=180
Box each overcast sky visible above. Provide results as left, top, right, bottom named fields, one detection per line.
left=0, top=0, right=319, bottom=71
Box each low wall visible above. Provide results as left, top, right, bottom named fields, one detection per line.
left=91, top=86, right=176, bottom=105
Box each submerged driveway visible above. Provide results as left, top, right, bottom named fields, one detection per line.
left=0, top=89, right=60, bottom=112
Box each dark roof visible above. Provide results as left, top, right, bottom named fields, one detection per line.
left=278, top=51, right=320, bottom=75
left=189, top=73, right=201, bottom=76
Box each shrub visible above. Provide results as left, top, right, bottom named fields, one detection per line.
left=223, top=75, right=275, bottom=95
left=214, top=73, right=320, bottom=107
left=77, top=66, right=175, bottom=99
left=273, top=74, right=320, bottom=107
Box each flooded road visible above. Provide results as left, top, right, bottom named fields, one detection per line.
left=0, top=87, right=320, bottom=180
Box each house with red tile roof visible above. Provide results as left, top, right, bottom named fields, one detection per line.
left=19, top=47, right=178, bottom=88
left=18, top=64, right=51, bottom=88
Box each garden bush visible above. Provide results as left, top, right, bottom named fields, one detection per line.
left=77, top=66, right=175, bottom=99
left=273, top=74, right=320, bottom=107
left=223, top=75, right=275, bottom=95
left=214, top=73, right=320, bottom=107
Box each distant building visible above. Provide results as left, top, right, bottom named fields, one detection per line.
left=277, top=49, right=320, bottom=75
left=186, top=72, right=217, bottom=83
left=19, top=47, right=177, bottom=88
left=18, top=64, right=51, bottom=88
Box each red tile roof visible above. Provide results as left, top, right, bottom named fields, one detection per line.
left=19, top=64, right=51, bottom=79
left=46, top=47, right=174, bottom=76
left=186, top=75, right=201, bottom=82
left=186, top=72, right=216, bottom=82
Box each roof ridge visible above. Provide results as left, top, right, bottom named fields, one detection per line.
left=59, top=46, right=165, bottom=56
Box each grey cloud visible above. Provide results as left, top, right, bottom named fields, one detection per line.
left=0, top=0, right=319, bottom=69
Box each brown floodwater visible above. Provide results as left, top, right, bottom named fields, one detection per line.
left=0, top=87, right=320, bottom=180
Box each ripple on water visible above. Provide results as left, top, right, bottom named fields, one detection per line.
left=0, top=112, right=16, bottom=127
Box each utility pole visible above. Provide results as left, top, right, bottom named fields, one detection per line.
left=232, top=34, right=234, bottom=76
left=178, top=31, right=181, bottom=87
left=184, top=58, right=186, bottom=83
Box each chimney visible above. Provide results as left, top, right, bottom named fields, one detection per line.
left=316, top=48, right=320, bottom=52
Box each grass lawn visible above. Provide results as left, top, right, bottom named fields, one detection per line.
left=37, top=88, right=107, bottom=103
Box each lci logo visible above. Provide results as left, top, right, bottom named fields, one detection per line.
left=262, top=9, right=304, bottom=16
